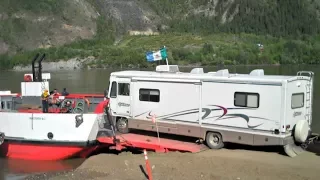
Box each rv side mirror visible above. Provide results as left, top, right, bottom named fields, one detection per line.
left=104, top=89, right=108, bottom=98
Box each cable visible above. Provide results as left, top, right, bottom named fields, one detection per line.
left=105, top=106, right=134, bottom=147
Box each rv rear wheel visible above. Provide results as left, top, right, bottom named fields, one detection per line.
left=116, top=117, right=129, bottom=134
left=206, top=132, right=224, bottom=149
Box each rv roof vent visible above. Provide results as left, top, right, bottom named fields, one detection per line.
left=190, top=68, right=204, bottom=74
left=215, top=69, right=229, bottom=77
left=156, top=65, right=179, bottom=73
left=249, top=69, right=264, bottom=76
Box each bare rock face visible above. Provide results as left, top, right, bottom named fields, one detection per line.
left=0, top=40, right=9, bottom=54
left=42, top=0, right=99, bottom=49
left=0, top=0, right=99, bottom=54
left=95, top=0, right=161, bottom=35
left=13, top=56, right=95, bottom=71
left=0, top=0, right=164, bottom=54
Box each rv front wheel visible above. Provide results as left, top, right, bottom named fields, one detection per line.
left=206, top=132, right=224, bottom=149
left=116, top=117, right=129, bottom=134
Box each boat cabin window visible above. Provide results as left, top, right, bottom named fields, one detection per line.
left=6, top=101, right=11, bottom=110
left=0, top=100, right=12, bottom=110
left=291, top=93, right=304, bottom=109
left=139, top=89, right=160, bottom=102
left=118, top=83, right=130, bottom=96
left=110, top=81, right=117, bottom=98
left=234, top=92, right=259, bottom=108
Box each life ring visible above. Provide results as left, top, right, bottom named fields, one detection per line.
left=24, top=75, right=32, bottom=82
left=61, top=99, right=72, bottom=107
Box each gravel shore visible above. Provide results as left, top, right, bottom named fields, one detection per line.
left=25, top=144, right=320, bottom=180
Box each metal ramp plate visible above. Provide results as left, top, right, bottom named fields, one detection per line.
left=97, top=133, right=208, bottom=153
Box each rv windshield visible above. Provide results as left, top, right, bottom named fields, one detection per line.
left=110, top=81, right=117, bottom=98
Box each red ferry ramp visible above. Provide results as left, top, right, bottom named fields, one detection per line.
left=97, top=131, right=208, bottom=153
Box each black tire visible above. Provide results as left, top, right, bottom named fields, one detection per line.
left=116, top=117, right=129, bottom=134
left=205, top=132, right=224, bottom=149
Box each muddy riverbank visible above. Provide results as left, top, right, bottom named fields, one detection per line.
left=25, top=144, right=320, bottom=180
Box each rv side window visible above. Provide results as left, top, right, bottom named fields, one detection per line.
left=291, top=93, right=304, bottom=109
left=118, top=83, right=130, bottom=96
left=234, top=92, right=259, bottom=108
left=139, top=89, right=160, bottom=102
left=1, top=101, right=4, bottom=109
left=110, top=81, right=117, bottom=98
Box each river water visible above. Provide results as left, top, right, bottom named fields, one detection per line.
left=0, top=65, right=319, bottom=179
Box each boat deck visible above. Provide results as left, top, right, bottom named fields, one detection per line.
left=0, top=94, right=107, bottom=114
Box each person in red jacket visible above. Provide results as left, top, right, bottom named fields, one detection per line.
left=94, top=99, right=109, bottom=114
left=49, top=88, right=61, bottom=107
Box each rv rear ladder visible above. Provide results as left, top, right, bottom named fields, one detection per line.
left=297, top=71, right=314, bottom=125
left=305, top=84, right=311, bottom=120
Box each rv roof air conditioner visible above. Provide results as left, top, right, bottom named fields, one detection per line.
left=156, top=65, right=180, bottom=73
left=215, top=69, right=229, bottom=77
left=249, top=69, right=264, bottom=76
left=190, top=68, right=204, bottom=74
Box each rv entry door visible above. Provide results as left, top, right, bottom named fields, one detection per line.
left=115, top=78, right=131, bottom=117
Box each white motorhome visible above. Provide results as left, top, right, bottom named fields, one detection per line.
left=107, top=65, right=314, bottom=157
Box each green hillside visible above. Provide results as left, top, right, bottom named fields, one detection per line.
left=153, top=0, right=320, bottom=37
left=1, top=0, right=320, bottom=69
